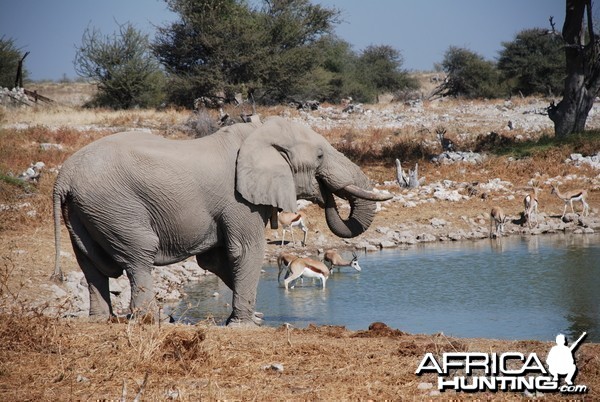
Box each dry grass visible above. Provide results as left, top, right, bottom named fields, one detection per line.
left=1, top=105, right=190, bottom=133
left=26, top=81, right=98, bottom=106
left=0, top=314, right=598, bottom=400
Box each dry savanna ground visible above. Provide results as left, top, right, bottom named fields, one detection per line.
left=1, top=82, right=599, bottom=400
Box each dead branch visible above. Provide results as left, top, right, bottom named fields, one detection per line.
left=396, top=159, right=420, bottom=189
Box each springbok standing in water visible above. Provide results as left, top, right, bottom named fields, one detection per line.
left=278, top=211, right=309, bottom=246
left=323, top=249, right=362, bottom=272
left=550, top=184, right=589, bottom=219
left=277, top=252, right=330, bottom=290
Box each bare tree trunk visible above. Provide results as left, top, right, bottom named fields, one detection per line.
left=408, top=163, right=419, bottom=188
left=396, top=159, right=420, bottom=189
left=396, top=159, right=409, bottom=188
left=14, top=51, right=29, bottom=88
left=549, top=0, right=600, bottom=137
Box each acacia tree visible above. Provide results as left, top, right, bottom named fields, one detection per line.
left=354, top=45, right=417, bottom=101
left=153, top=0, right=340, bottom=105
left=256, top=0, right=341, bottom=103
left=74, top=22, right=165, bottom=109
left=434, top=46, right=502, bottom=98
left=498, top=28, right=565, bottom=97
left=291, top=35, right=353, bottom=102
left=548, top=0, right=600, bottom=137
left=152, top=0, right=262, bottom=105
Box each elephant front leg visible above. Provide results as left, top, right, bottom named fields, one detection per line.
left=226, top=242, right=266, bottom=327
left=197, top=247, right=264, bottom=326
left=126, top=267, right=157, bottom=322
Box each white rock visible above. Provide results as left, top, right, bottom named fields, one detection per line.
left=430, top=218, right=447, bottom=227
left=263, top=363, right=284, bottom=372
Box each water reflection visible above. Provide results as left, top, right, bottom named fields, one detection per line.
left=171, top=234, right=599, bottom=341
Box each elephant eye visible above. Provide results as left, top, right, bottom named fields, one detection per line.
left=317, top=149, right=324, bottom=160
left=274, top=145, right=292, bottom=164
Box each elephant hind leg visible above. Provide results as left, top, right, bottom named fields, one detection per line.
left=65, top=207, right=123, bottom=278
left=72, top=246, right=113, bottom=318
left=66, top=209, right=120, bottom=318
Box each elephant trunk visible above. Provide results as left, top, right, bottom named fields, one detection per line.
left=323, top=185, right=379, bottom=239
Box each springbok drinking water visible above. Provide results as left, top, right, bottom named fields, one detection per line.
left=490, top=206, right=507, bottom=237
left=277, top=252, right=330, bottom=290
left=323, top=249, right=361, bottom=272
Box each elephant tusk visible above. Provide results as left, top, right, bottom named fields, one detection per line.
left=342, top=184, right=393, bottom=201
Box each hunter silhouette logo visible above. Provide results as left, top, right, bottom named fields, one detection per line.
left=415, top=331, right=588, bottom=394
left=546, top=332, right=586, bottom=386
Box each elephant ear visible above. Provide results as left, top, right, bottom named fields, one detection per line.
left=236, top=118, right=298, bottom=212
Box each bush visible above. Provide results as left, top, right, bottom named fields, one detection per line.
left=74, top=23, right=165, bottom=109
left=182, top=109, right=219, bottom=138
left=498, top=28, right=565, bottom=97
left=435, top=46, right=504, bottom=99
left=354, top=45, right=419, bottom=102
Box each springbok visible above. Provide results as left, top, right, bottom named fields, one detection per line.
left=278, top=254, right=330, bottom=290
left=278, top=211, right=308, bottom=246
left=524, top=184, right=540, bottom=228
left=436, top=127, right=455, bottom=152
left=323, top=249, right=361, bottom=272
left=490, top=206, right=507, bottom=237
left=550, top=184, right=589, bottom=219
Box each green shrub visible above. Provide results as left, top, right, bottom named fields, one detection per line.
left=435, top=46, right=504, bottom=99
left=75, top=23, right=165, bottom=109
left=498, top=28, right=565, bottom=97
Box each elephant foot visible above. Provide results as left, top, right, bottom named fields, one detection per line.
left=226, top=311, right=264, bottom=327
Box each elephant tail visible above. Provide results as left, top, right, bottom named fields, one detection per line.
left=51, top=184, right=67, bottom=282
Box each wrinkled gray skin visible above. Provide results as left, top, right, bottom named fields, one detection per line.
left=52, top=116, right=389, bottom=325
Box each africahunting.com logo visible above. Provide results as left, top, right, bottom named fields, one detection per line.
left=415, top=332, right=588, bottom=394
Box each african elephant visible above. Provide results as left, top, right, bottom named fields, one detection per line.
left=52, top=116, right=390, bottom=325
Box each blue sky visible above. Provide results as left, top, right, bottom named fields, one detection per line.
left=0, top=0, right=565, bottom=81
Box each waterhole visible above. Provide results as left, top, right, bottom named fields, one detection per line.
left=170, top=234, right=599, bottom=342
